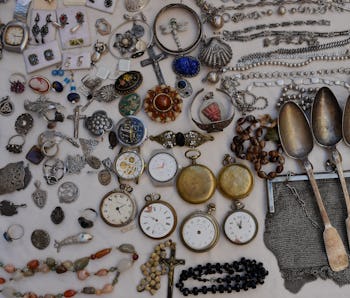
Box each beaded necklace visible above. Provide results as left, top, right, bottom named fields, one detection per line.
left=0, top=244, right=138, bottom=298
left=176, top=258, right=268, bottom=296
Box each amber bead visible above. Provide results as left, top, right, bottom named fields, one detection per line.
left=92, top=248, right=112, bottom=259
left=27, top=260, right=40, bottom=270
left=0, top=277, right=6, bottom=284
left=63, top=290, right=77, bottom=297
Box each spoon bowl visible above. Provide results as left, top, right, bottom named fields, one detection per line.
left=342, top=95, right=350, bottom=146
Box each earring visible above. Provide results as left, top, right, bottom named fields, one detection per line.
left=70, top=11, right=84, bottom=33
left=64, top=57, right=71, bottom=68
left=40, top=14, right=52, bottom=44
left=77, top=56, right=84, bottom=67
left=51, top=66, right=64, bottom=76
left=28, top=54, right=39, bottom=66
left=44, top=49, right=54, bottom=61
left=67, top=72, right=80, bottom=104
left=104, top=0, right=112, bottom=7
left=32, top=13, right=40, bottom=43
left=53, top=13, right=69, bottom=29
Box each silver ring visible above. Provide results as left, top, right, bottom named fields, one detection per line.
left=3, top=224, right=24, bottom=242
left=41, top=141, right=59, bottom=157
left=9, top=73, right=27, bottom=84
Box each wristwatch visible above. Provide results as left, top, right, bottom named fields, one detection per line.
left=2, top=0, right=31, bottom=53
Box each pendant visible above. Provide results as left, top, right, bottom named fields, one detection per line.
left=172, top=56, right=200, bottom=77
left=31, top=180, right=47, bottom=209
left=124, top=0, right=150, bottom=12
left=174, top=77, right=193, bottom=98
left=0, top=96, right=14, bottom=116
left=31, top=229, right=50, bottom=250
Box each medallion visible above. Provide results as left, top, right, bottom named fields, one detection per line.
left=125, top=0, right=150, bottom=12
left=31, top=229, right=50, bottom=250
left=31, top=180, right=47, bottom=209
left=50, top=206, right=65, bottom=224
left=85, top=110, right=113, bottom=136
left=28, top=76, right=51, bottom=94
left=98, top=169, right=112, bottom=186
left=58, top=182, right=79, bottom=204
left=115, top=116, right=147, bottom=147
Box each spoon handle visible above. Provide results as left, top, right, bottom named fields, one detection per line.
left=303, top=159, right=331, bottom=227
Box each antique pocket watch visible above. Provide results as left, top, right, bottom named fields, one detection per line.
left=99, top=184, right=137, bottom=228
left=223, top=201, right=258, bottom=245
left=176, top=149, right=216, bottom=204
left=180, top=203, right=219, bottom=252
left=147, top=150, right=178, bottom=186
left=138, top=193, right=177, bottom=239
left=217, top=154, right=254, bottom=200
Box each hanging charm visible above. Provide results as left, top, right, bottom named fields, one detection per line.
left=40, top=14, right=52, bottom=43
left=125, top=0, right=150, bottom=12
left=32, top=13, right=40, bottom=43
left=31, top=180, right=47, bottom=208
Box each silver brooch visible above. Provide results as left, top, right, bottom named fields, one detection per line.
left=85, top=110, right=113, bottom=136
left=198, top=37, right=233, bottom=69
left=58, top=181, right=79, bottom=204
left=125, top=0, right=150, bottom=12
left=65, top=154, right=86, bottom=175
left=43, top=158, right=65, bottom=185
left=31, top=180, right=47, bottom=208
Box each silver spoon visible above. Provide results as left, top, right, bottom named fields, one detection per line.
left=312, top=87, right=350, bottom=249
left=279, top=101, right=348, bottom=272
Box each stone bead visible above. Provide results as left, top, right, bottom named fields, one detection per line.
left=39, top=264, right=50, bottom=273
left=12, top=270, right=24, bottom=281
left=0, top=277, right=6, bottom=284
left=55, top=265, right=67, bottom=274
left=4, top=264, right=15, bottom=273
left=93, top=248, right=111, bottom=259
left=77, top=270, right=90, bottom=280
left=63, top=290, right=77, bottom=297
left=82, top=287, right=96, bottom=295
left=23, top=270, right=35, bottom=277
left=27, top=260, right=40, bottom=271
left=117, top=258, right=133, bottom=272
left=74, top=257, right=90, bottom=271
left=95, top=269, right=108, bottom=276
left=45, top=258, right=56, bottom=268
left=101, top=284, right=113, bottom=294
left=62, top=261, right=74, bottom=271
left=24, top=292, right=38, bottom=298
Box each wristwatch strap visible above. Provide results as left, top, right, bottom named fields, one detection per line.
left=14, top=0, right=32, bottom=23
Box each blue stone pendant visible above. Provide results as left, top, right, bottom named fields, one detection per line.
left=172, top=56, right=200, bottom=78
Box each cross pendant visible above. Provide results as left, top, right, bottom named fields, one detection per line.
left=162, top=241, right=185, bottom=298
left=67, top=105, right=86, bottom=139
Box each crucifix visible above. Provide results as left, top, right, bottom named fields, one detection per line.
left=140, top=42, right=168, bottom=85
left=162, top=241, right=185, bottom=298
left=67, top=105, right=86, bottom=139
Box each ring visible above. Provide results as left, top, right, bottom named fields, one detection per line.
left=3, top=224, right=24, bottom=242
left=41, top=141, right=59, bottom=157
left=6, top=134, right=26, bottom=154
left=9, top=73, right=26, bottom=85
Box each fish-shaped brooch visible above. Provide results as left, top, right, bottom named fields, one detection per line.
left=54, top=232, right=93, bottom=252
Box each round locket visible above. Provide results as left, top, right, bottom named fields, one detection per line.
left=176, top=149, right=216, bottom=204
left=99, top=184, right=137, bottom=227
left=223, top=201, right=258, bottom=245
left=148, top=150, right=178, bottom=186
left=180, top=203, right=219, bottom=252
left=138, top=193, right=177, bottom=239
left=217, top=154, right=254, bottom=200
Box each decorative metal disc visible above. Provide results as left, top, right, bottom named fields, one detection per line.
left=15, top=113, right=34, bottom=135
left=31, top=229, right=50, bottom=250
left=119, top=93, right=141, bottom=116
left=58, top=182, right=79, bottom=204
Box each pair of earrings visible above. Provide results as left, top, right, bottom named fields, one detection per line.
left=32, top=13, right=52, bottom=44
left=53, top=12, right=84, bottom=33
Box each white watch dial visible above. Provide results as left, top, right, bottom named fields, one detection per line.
left=148, top=152, right=178, bottom=183
left=139, top=202, right=176, bottom=239
left=115, top=151, right=144, bottom=180
left=5, top=26, right=24, bottom=46
left=100, top=192, right=136, bottom=227
left=224, top=211, right=258, bottom=244
left=181, top=215, right=218, bottom=251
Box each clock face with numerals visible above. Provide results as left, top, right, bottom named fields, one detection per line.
left=4, top=25, right=24, bottom=46
left=139, top=201, right=177, bottom=239
left=148, top=151, right=178, bottom=184
left=114, top=151, right=145, bottom=180
left=223, top=210, right=258, bottom=245
left=100, top=190, right=137, bottom=227
left=180, top=211, right=219, bottom=252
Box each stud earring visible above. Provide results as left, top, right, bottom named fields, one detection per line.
left=53, top=13, right=69, bottom=28
left=28, top=54, right=39, bottom=66
left=44, top=49, right=54, bottom=61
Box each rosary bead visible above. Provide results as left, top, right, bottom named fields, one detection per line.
left=63, top=290, right=76, bottom=297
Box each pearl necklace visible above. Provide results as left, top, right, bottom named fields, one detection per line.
left=0, top=244, right=138, bottom=298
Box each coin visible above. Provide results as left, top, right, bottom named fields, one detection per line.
left=31, top=229, right=50, bottom=250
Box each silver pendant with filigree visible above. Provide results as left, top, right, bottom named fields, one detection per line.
left=124, top=0, right=150, bottom=12
left=31, top=180, right=47, bottom=209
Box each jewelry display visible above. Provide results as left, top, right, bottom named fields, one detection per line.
left=231, top=115, right=284, bottom=179
left=31, top=229, right=50, bottom=250
left=78, top=208, right=97, bottom=228
left=43, top=48, right=54, bottom=60
left=28, top=53, right=39, bottom=65
left=66, top=72, right=80, bottom=103
left=190, top=88, right=235, bottom=133
left=50, top=206, right=65, bottom=224
left=57, top=181, right=79, bottom=204
left=54, top=232, right=93, bottom=252
left=0, top=244, right=138, bottom=297
left=0, top=96, right=14, bottom=116
left=139, top=193, right=177, bottom=239
left=3, top=224, right=24, bottom=242
left=176, top=258, right=268, bottom=295
left=9, top=73, right=26, bottom=94
left=0, top=200, right=26, bottom=216
left=31, top=180, right=47, bottom=208
left=42, top=157, right=65, bottom=185
left=95, top=18, right=111, bottom=35
left=53, top=13, right=69, bottom=28
left=67, top=105, right=86, bottom=139
left=114, top=70, right=143, bottom=95
left=177, top=149, right=216, bottom=204
left=144, top=84, right=183, bottom=123
left=84, top=110, right=113, bottom=136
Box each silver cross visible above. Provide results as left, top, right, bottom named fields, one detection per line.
left=67, top=105, right=86, bottom=139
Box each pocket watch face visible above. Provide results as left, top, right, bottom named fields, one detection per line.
left=115, top=116, right=147, bottom=147
left=224, top=210, right=258, bottom=245
left=100, top=191, right=137, bottom=227
left=4, top=25, right=24, bottom=46
left=139, top=202, right=177, bottom=239
left=114, top=151, right=144, bottom=180
left=148, top=152, right=178, bottom=183
left=181, top=213, right=219, bottom=252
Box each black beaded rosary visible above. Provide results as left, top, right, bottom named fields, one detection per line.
left=176, top=258, right=268, bottom=296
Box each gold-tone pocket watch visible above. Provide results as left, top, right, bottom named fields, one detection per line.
left=176, top=149, right=216, bottom=204
left=217, top=154, right=254, bottom=200
left=138, top=193, right=177, bottom=240
left=180, top=203, right=219, bottom=252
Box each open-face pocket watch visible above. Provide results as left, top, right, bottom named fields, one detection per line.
left=147, top=150, right=178, bottom=186
left=138, top=193, right=177, bottom=239
left=176, top=149, right=216, bottom=204
left=217, top=154, right=254, bottom=200
left=99, top=184, right=137, bottom=228
left=223, top=201, right=258, bottom=245
left=180, top=203, right=219, bottom=252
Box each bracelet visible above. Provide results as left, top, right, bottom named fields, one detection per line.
left=3, top=224, right=24, bottom=242
left=153, top=3, right=202, bottom=55
left=149, top=130, right=214, bottom=149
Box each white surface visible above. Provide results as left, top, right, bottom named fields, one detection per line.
left=1, top=1, right=350, bottom=298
